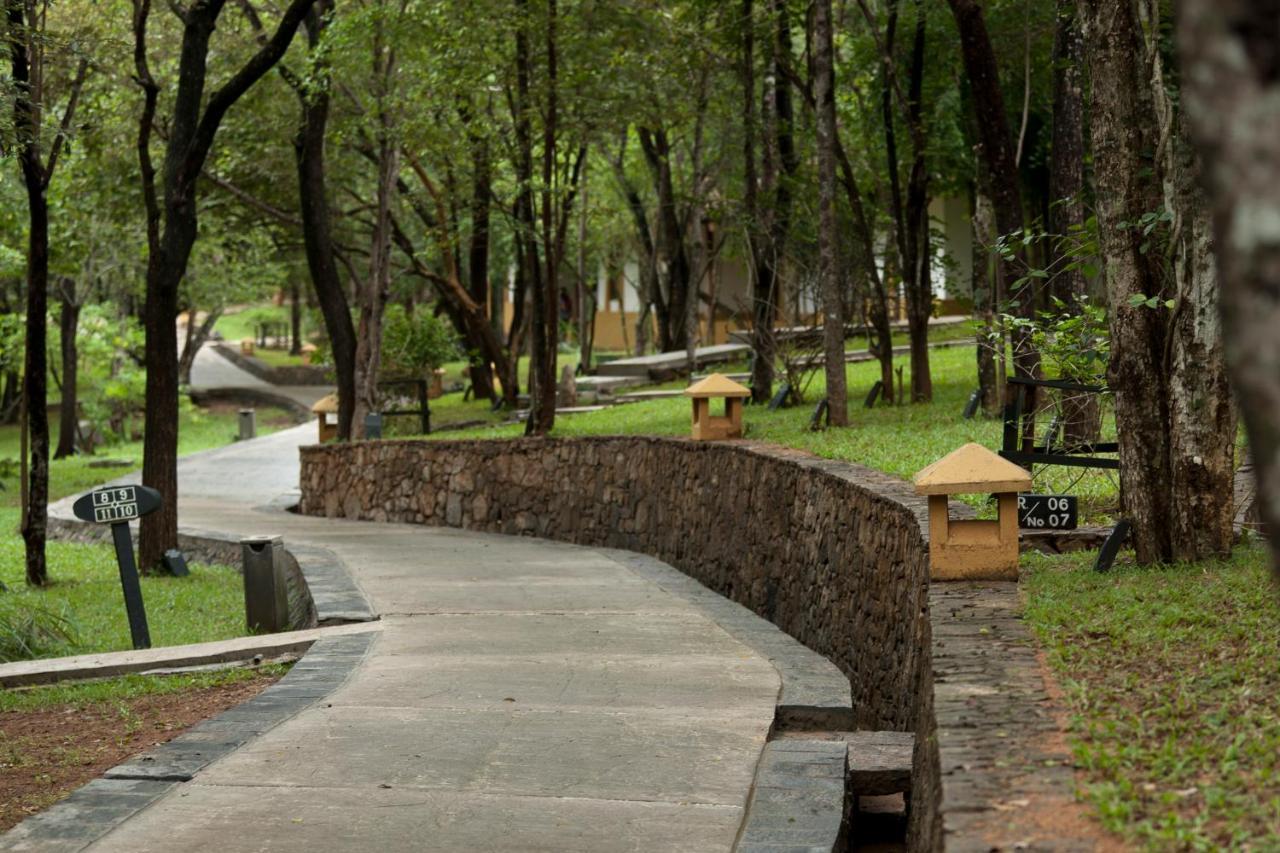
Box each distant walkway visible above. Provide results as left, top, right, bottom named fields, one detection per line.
left=60, top=424, right=782, bottom=851
left=188, top=344, right=331, bottom=412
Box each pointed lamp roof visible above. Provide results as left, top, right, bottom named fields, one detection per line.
left=913, top=443, right=1032, bottom=496
left=684, top=373, right=752, bottom=399
left=311, top=393, right=339, bottom=414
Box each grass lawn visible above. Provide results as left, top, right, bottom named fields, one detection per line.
left=251, top=348, right=309, bottom=369
left=0, top=665, right=287, bottom=829
left=0, top=405, right=291, bottom=661
left=1023, top=543, right=1280, bottom=849
left=214, top=305, right=292, bottom=345
left=426, top=343, right=1123, bottom=519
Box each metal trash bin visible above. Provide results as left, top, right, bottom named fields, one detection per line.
left=241, top=535, right=287, bottom=633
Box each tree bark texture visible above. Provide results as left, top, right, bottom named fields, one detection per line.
left=813, top=0, right=846, bottom=424
left=177, top=306, right=221, bottom=385
left=948, top=0, right=1033, bottom=388
left=9, top=0, right=50, bottom=585
left=1175, top=0, right=1280, bottom=574
left=1079, top=0, right=1235, bottom=563
left=467, top=133, right=496, bottom=400
left=352, top=14, right=397, bottom=439
left=1049, top=0, right=1098, bottom=442
left=54, top=280, right=81, bottom=460
left=294, top=0, right=356, bottom=439
left=746, top=0, right=798, bottom=404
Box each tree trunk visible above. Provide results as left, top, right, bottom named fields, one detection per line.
left=1174, top=0, right=1280, bottom=573
left=295, top=1, right=356, bottom=439
left=54, top=280, right=81, bottom=460
left=467, top=134, right=496, bottom=400
left=948, top=0, right=1033, bottom=387
left=289, top=279, right=302, bottom=355
left=577, top=158, right=595, bottom=371
left=16, top=113, right=50, bottom=589
left=178, top=306, right=222, bottom=385
left=972, top=184, right=1001, bottom=417
left=135, top=0, right=317, bottom=571
left=747, top=0, right=798, bottom=404
left=527, top=0, right=560, bottom=436
left=352, top=18, right=397, bottom=439
left=1080, top=0, right=1235, bottom=563
left=638, top=127, right=691, bottom=353
left=813, top=0, right=846, bottom=424
left=1050, top=0, right=1097, bottom=443
left=902, top=2, right=932, bottom=403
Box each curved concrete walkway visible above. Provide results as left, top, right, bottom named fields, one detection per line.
left=68, top=425, right=783, bottom=852
left=189, top=344, right=332, bottom=412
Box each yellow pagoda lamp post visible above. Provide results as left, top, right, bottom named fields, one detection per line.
left=913, top=443, right=1032, bottom=580
left=312, top=393, right=340, bottom=443
left=684, top=373, right=752, bottom=440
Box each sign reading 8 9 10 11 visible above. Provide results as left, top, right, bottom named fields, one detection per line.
left=72, top=484, right=163, bottom=526
left=92, top=487, right=141, bottom=523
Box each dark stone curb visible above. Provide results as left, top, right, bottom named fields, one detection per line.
left=0, top=632, right=377, bottom=853
left=598, top=548, right=853, bottom=731
left=737, top=739, right=848, bottom=853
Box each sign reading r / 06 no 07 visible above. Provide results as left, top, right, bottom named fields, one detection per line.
left=1017, top=494, right=1078, bottom=530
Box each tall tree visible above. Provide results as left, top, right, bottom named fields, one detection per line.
left=1048, top=0, right=1095, bottom=442
left=294, top=0, right=357, bottom=440
left=947, top=0, right=1034, bottom=399
left=1175, top=0, right=1280, bottom=574
left=350, top=0, right=398, bottom=439
left=746, top=0, right=798, bottom=404
left=1079, top=0, right=1236, bottom=563
left=813, top=0, right=846, bottom=424
left=133, top=0, right=318, bottom=571
left=6, top=2, right=87, bottom=585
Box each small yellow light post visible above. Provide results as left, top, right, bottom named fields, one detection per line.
left=913, top=443, right=1032, bottom=580
left=312, top=393, right=340, bottom=443
left=684, top=373, right=752, bottom=440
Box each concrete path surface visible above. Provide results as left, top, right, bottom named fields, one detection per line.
left=189, top=344, right=331, bottom=411
left=48, top=425, right=784, bottom=852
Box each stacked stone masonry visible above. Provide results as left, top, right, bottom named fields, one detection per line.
left=299, top=435, right=1084, bottom=851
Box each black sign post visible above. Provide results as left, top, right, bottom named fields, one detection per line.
left=72, top=485, right=163, bottom=650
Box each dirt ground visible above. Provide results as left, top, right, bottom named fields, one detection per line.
left=0, top=671, right=281, bottom=832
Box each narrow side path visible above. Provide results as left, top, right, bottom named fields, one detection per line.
left=72, top=425, right=782, bottom=852
left=188, top=344, right=332, bottom=412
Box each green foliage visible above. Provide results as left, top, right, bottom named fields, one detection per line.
left=0, top=313, right=24, bottom=375
left=999, top=296, right=1110, bottom=385
left=380, top=305, right=460, bottom=379
left=0, top=597, right=78, bottom=662
left=1023, top=545, right=1280, bottom=849
left=47, top=305, right=147, bottom=444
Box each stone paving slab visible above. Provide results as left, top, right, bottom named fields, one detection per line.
left=81, top=785, right=744, bottom=853
left=738, top=739, right=848, bottom=852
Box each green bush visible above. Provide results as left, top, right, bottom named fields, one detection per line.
left=381, top=305, right=460, bottom=379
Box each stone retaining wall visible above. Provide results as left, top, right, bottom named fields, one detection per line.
left=299, top=435, right=946, bottom=847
